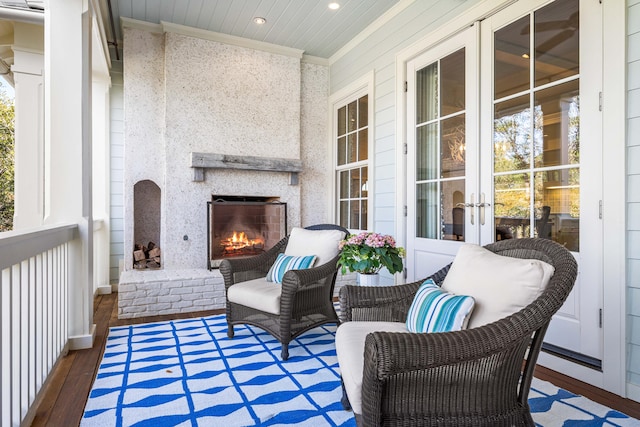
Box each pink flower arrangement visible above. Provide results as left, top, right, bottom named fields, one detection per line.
left=337, top=232, right=405, bottom=275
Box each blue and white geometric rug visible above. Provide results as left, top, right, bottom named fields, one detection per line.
left=81, top=315, right=637, bottom=427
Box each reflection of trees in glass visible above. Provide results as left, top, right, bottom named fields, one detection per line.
left=495, top=173, right=529, bottom=218
left=569, top=168, right=580, bottom=217
left=494, top=107, right=531, bottom=173
left=568, top=97, right=580, bottom=164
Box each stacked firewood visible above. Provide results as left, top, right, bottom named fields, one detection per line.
left=133, top=242, right=161, bottom=269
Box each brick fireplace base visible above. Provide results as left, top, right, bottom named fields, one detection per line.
left=118, top=268, right=356, bottom=319
left=118, top=269, right=225, bottom=319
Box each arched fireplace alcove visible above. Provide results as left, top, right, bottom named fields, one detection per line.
left=133, top=180, right=161, bottom=269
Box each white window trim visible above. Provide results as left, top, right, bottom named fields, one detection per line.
left=328, top=71, right=375, bottom=232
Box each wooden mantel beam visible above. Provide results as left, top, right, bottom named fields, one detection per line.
left=190, top=152, right=303, bottom=183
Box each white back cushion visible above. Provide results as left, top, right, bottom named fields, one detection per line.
left=442, top=244, right=555, bottom=329
left=284, top=227, right=344, bottom=266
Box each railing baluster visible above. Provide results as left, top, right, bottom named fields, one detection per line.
left=1, top=267, right=10, bottom=426
left=0, top=224, right=78, bottom=426
left=12, top=263, right=20, bottom=426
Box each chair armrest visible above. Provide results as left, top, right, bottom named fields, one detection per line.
left=281, top=256, right=340, bottom=291
left=220, top=238, right=288, bottom=288
left=279, top=255, right=340, bottom=314
left=360, top=323, right=533, bottom=425
left=338, top=282, right=421, bottom=323
left=338, top=264, right=452, bottom=323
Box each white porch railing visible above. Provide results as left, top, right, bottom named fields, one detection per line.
left=0, top=224, right=78, bottom=427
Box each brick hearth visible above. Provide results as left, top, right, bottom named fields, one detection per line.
left=118, top=269, right=225, bottom=319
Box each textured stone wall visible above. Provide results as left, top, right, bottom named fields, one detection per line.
left=162, top=32, right=303, bottom=270
left=300, top=62, right=331, bottom=226
left=123, top=27, right=330, bottom=271
left=120, top=26, right=332, bottom=314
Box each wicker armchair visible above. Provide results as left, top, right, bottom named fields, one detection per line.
left=337, top=238, right=578, bottom=426
left=220, top=224, right=348, bottom=360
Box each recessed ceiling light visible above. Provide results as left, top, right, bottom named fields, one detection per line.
left=253, top=17, right=267, bottom=25
left=328, top=2, right=340, bottom=10
left=522, top=53, right=530, bottom=59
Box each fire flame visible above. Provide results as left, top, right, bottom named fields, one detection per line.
left=222, top=231, right=264, bottom=252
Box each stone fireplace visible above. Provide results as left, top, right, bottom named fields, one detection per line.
left=117, top=21, right=333, bottom=318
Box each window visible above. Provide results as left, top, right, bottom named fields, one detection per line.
left=336, top=94, right=368, bottom=230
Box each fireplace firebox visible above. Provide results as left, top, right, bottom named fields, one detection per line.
left=207, top=196, right=287, bottom=269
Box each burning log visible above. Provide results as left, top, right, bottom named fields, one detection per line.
left=220, top=231, right=265, bottom=257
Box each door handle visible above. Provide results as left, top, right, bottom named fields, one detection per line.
left=476, top=193, right=490, bottom=225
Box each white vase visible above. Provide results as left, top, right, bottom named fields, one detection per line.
left=357, top=272, right=380, bottom=286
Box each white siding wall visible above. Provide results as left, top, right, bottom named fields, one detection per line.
left=627, top=0, right=640, bottom=399
left=329, top=0, right=480, bottom=238
left=110, top=60, right=125, bottom=283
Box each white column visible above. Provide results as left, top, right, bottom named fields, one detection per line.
left=12, top=23, right=44, bottom=230
left=92, top=77, right=111, bottom=294
left=44, top=0, right=94, bottom=348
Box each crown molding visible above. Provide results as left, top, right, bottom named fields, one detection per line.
left=329, top=0, right=415, bottom=65
left=161, top=21, right=304, bottom=59
left=301, top=54, right=329, bottom=66
left=120, top=16, right=162, bottom=34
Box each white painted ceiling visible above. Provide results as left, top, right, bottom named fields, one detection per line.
left=106, top=0, right=400, bottom=59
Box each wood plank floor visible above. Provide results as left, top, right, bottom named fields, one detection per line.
left=30, top=292, right=640, bottom=426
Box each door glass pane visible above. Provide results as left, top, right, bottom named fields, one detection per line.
left=534, top=80, right=580, bottom=168
left=417, top=123, right=438, bottom=181
left=441, top=115, right=466, bottom=178
left=417, top=63, right=438, bottom=123
left=442, top=180, right=465, bottom=241
left=494, top=95, right=531, bottom=173
left=534, top=168, right=580, bottom=251
left=534, top=0, right=579, bottom=87
left=494, top=173, right=531, bottom=240
left=492, top=1, right=580, bottom=249
left=416, top=182, right=438, bottom=239
left=414, top=48, right=467, bottom=242
left=441, top=49, right=465, bottom=116
left=495, top=16, right=530, bottom=99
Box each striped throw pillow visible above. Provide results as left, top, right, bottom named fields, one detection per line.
left=266, top=253, right=317, bottom=284
left=406, top=279, right=475, bottom=333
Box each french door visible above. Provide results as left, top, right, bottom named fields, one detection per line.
left=406, top=0, right=602, bottom=365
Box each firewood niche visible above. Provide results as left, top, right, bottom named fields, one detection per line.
left=133, top=242, right=161, bottom=270
left=190, top=152, right=303, bottom=184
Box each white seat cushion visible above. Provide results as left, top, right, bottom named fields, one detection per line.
left=284, top=227, right=344, bottom=266
left=227, top=277, right=281, bottom=315
left=442, top=244, right=555, bottom=328
left=335, top=321, right=409, bottom=415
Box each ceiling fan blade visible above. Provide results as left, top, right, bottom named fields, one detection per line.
left=535, top=29, right=575, bottom=54
left=520, top=12, right=579, bottom=35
